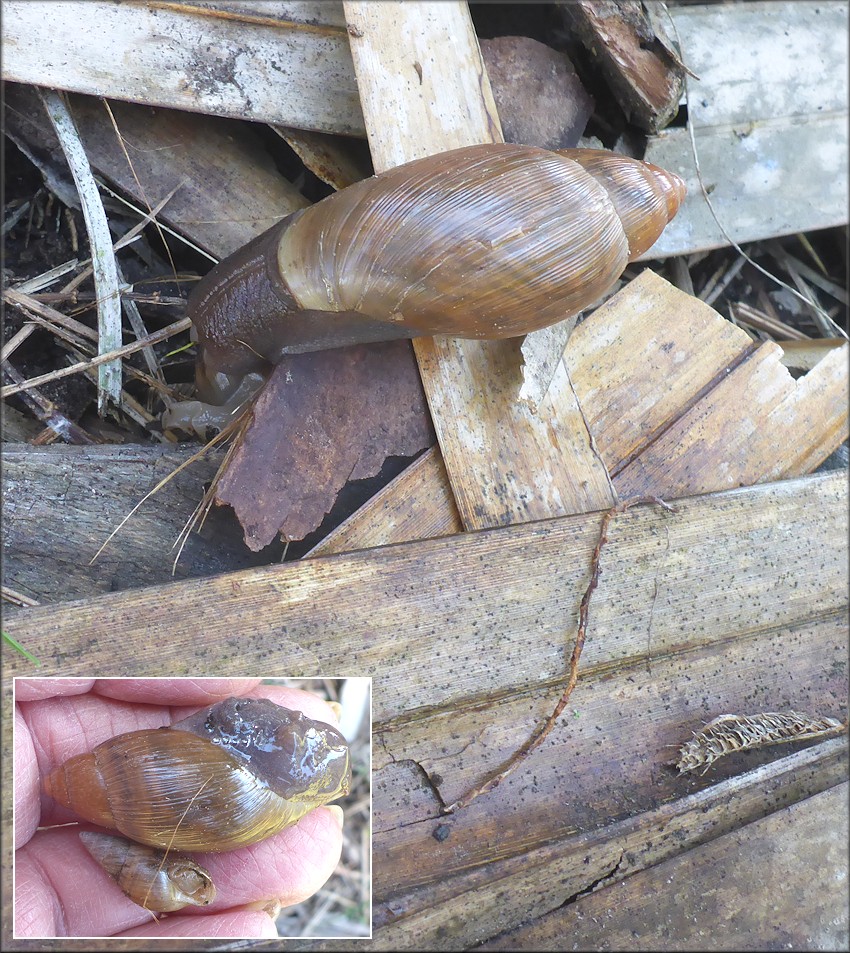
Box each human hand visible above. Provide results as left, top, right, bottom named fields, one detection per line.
left=15, top=678, right=345, bottom=939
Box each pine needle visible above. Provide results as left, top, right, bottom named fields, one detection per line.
left=88, top=413, right=246, bottom=565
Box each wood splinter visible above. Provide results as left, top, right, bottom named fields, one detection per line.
left=443, top=495, right=674, bottom=815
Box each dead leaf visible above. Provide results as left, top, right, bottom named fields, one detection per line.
left=215, top=341, right=435, bottom=550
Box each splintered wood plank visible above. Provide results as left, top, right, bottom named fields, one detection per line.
left=3, top=471, right=846, bottom=716
left=307, top=447, right=461, bottom=557
left=615, top=340, right=849, bottom=497
left=480, top=783, right=849, bottom=952
left=559, top=0, right=684, bottom=133
left=642, top=1, right=848, bottom=257
left=4, top=84, right=309, bottom=259
left=1, top=0, right=364, bottom=135
left=564, top=270, right=757, bottom=473
left=315, top=269, right=848, bottom=555
left=343, top=0, right=616, bottom=531
left=565, top=270, right=850, bottom=497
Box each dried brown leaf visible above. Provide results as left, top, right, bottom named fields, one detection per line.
left=215, top=341, right=434, bottom=551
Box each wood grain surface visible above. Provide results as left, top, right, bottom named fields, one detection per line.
left=1, top=0, right=364, bottom=135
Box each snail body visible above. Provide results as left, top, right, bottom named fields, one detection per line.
left=188, top=143, right=685, bottom=404
left=44, top=698, right=351, bottom=911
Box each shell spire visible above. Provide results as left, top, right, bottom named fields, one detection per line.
left=646, top=161, right=687, bottom=222
left=80, top=831, right=216, bottom=913
left=557, top=149, right=686, bottom=260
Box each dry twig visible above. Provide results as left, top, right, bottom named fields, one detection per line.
left=731, top=301, right=811, bottom=341
left=0, top=317, right=191, bottom=399
left=1, top=362, right=99, bottom=445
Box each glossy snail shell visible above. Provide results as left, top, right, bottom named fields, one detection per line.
left=44, top=698, right=350, bottom=911
left=79, top=831, right=215, bottom=913
left=188, top=143, right=685, bottom=403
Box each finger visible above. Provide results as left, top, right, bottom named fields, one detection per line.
left=197, top=804, right=344, bottom=912
left=15, top=826, right=278, bottom=938
left=92, top=678, right=262, bottom=705
left=14, top=707, right=40, bottom=848
left=15, top=807, right=341, bottom=938
left=119, top=910, right=277, bottom=939
left=14, top=678, right=94, bottom=702
left=16, top=826, right=148, bottom=937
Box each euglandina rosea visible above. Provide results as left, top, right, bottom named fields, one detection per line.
left=42, top=697, right=351, bottom=914
left=180, top=143, right=685, bottom=410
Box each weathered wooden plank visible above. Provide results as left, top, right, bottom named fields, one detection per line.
left=1, top=0, right=364, bottom=135
left=315, top=271, right=848, bottom=555
left=366, top=644, right=847, bottom=949
left=644, top=119, right=849, bottom=258
left=342, top=1, right=502, bottom=165
left=343, top=0, right=615, bottom=532
left=4, top=83, right=309, bottom=259
left=673, top=1, right=847, bottom=127
left=3, top=472, right=846, bottom=721
left=0, top=444, right=277, bottom=604
left=479, top=782, right=849, bottom=951
left=642, top=1, right=848, bottom=257
left=369, top=612, right=847, bottom=893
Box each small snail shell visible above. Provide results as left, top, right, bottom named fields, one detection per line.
left=79, top=831, right=215, bottom=913
left=188, top=143, right=685, bottom=403
left=44, top=698, right=351, bottom=853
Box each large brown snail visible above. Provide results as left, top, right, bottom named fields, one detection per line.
left=183, top=143, right=685, bottom=408
left=43, top=697, right=351, bottom=913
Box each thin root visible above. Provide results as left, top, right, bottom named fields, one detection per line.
left=444, top=495, right=674, bottom=814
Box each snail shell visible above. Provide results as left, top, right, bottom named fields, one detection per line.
left=44, top=698, right=351, bottom=853
left=79, top=831, right=215, bottom=913
left=188, top=143, right=685, bottom=403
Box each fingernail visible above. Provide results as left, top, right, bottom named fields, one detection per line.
left=326, top=804, right=344, bottom=830
left=327, top=700, right=343, bottom=721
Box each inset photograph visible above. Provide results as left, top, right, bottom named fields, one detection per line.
left=13, top=676, right=371, bottom=940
